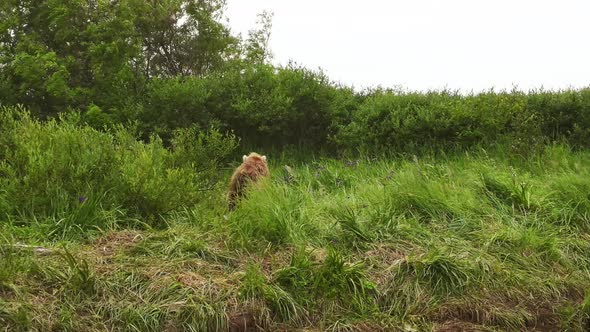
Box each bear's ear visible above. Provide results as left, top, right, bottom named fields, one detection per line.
left=243, top=155, right=248, bottom=162
left=262, top=155, right=267, bottom=162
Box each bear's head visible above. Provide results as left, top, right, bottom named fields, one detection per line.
left=243, top=152, right=267, bottom=164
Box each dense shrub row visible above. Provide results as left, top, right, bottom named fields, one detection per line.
left=335, top=88, right=590, bottom=155
left=85, top=67, right=590, bottom=155
left=3, top=64, right=590, bottom=156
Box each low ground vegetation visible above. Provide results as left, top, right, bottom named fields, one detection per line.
left=1, top=111, right=589, bottom=330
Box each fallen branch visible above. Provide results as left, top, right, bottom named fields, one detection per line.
left=2, top=243, right=55, bottom=255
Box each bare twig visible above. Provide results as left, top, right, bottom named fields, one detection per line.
left=3, top=243, right=56, bottom=255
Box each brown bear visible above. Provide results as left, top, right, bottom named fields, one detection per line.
left=227, top=152, right=270, bottom=211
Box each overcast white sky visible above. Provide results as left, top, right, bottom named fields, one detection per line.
left=224, top=0, right=590, bottom=93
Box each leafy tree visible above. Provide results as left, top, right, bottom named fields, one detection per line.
left=243, top=10, right=274, bottom=64
left=132, top=0, right=239, bottom=77
left=0, top=0, right=240, bottom=116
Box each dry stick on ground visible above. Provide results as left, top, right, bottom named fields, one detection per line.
left=3, top=243, right=56, bottom=255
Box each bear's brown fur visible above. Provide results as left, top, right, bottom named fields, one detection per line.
left=228, top=152, right=269, bottom=211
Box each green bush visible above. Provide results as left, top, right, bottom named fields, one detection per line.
left=138, top=64, right=350, bottom=149
left=0, top=106, right=237, bottom=230
left=0, top=109, right=119, bottom=217
left=333, top=88, right=590, bottom=155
